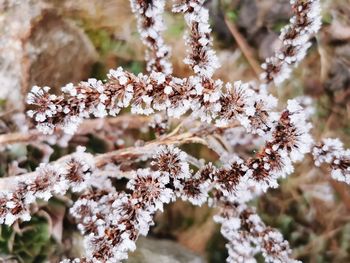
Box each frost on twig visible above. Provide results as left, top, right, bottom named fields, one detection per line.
left=260, top=0, right=322, bottom=85
left=214, top=202, right=300, bottom=263
left=172, top=0, right=220, bottom=78
left=0, top=147, right=94, bottom=225
left=26, top=2, right=322, bottom=135
left=130, top=0, right=173, bottom=75
left=69, top=168, right=173, bottom=262
left=1, top=101, right=313, bottom=260
left=313, top=138, right=350, bottom=184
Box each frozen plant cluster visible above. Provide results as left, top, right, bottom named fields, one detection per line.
left=130, top=0, right=173, bottom=75
left=172, top=0, right=220, bottom=78
left=214, top=202, right=299, bottom=263
left=313, top=138, right=350, bottom=184
left=0, top=147, right=94, bottom=225
left=260, top=0, right=321, bottom=85
left=1, top=0, right=349, bottom=263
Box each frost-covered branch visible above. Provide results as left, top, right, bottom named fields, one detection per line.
left=214, top=202, right=300, bottom=263
left=260, top=0, right=321, bottom=85
left=0, top=122, right=233, bottom=227
left=172, top=0, right=220, bottom=78
left=27, top=72, right=281, bottom=136
left=313, top=138, right=350, bottom=184
left=68, top=168, right=173, bottom=262
left=130, top=0, right=172, bottom=75
left=5, top=96, right=315, bottom=260
left=0, top=123, right=212, bottom=187
left=0, top=146, right=94, bottom=225
left=0, top=115, right=150, bottom=146
left=26, top=1, right=322, bottom=136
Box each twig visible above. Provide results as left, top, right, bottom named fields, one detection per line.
left=0, top=115, right=150, bottom=146
left=329, top=178, right=350, bottom=211
left=224, top=17, right=263, bottom=78
left=94, top=131, right=207, bottom=167
left=0, top=124, right=223, bottom=191
left=0, top=131, right=40, bottom=145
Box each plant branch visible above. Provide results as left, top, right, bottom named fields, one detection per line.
left=224, top=17, right=263, bottom=78
left=0, top=123, right=239, bottom=191
left=0, top=115, right=150, bottom=146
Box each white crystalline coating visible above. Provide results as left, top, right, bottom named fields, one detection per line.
left=173, top=0, right=220, bottom=78
left=94, top=103, right=107, bottom=118
left=151, top=71, right=166, bottom=85
left=27, top=85, right=59, bottom=133
left=62, top=116, right=83, bottom=135
left=294, top=96, right=315, bottom=119
left=87, top=78, right=104, bottom=93
left=313, top=138, right=350, bottom=185
left=69, top=176, right=172, bottom=262
left=27, top=85, right=46, bottom=104
left=177, top=170, right=211, bottom=206
left=119, top=75, right=128, bottom=86
left=280, top=99, right=314, bottom=162
left=261, top=0, right=322, bottom=85
left=154, top=145, right=191, bottom=181
left=26, top=0, right=321, bottom=142
left=242, top=91, right=279, bottom=136
left=28, top=64, right=312, bottom=140
left=164, top=85, right=173, bottom=95
left=130, top=0, right=172, bottom=75
left=127, top=169, right=173, bottom=212
left=331, top=152, right=350, bottom=184
left=215, top=203, right=300, bottom=263
left=287, top=99, right=303, bottom=113
left=0, top=146, right=96, bottom=226
left=313, top=138, right=343, bottom=165
left=61, top=83, right=77, bottom=96
left=108, top=67, right=125, bottom=79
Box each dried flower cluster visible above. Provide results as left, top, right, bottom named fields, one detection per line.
left=2, top=0, right=349, bottom=263
left=69, top=169, right=173, bottom=262
left=313, top=138, right=350, bottom=184
left=130, top=0, right=172, bottom=75
left=214, top=202, right=299, bottom=263
left=172, top=0, right=220, bottom=78
left=0, top=147, right=94, bottom=225
left=260, top=0, right=321, bottom=85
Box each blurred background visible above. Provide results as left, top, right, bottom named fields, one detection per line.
left=0, top=0, right=350, bottom=262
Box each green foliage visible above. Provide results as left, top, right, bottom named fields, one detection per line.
left=86, top=134, right=109, bottom=154
left=0, top=144, right=27, bottom=178
left=0, top=99, right=6, bottom=112
left=127, top=61, right=144, bottom=75
left=165, top=16, right=185, bottom=38
left=0, top=216, right=55, bottom=263
left=85, top=28, right=119, bottom=56
left=272, top=21, right=289, bottom=32
left=226, top=10, right=238, bottom=23
left=322, top=12, right=333, bottom=25
left=206, top=226, right=228, bottom=263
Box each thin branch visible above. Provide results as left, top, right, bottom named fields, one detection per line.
left=0, top=124, right=220, bottom=191
left=224, top=17, right=263, bottom=78
left=0, top=115, right=150, bottom=146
